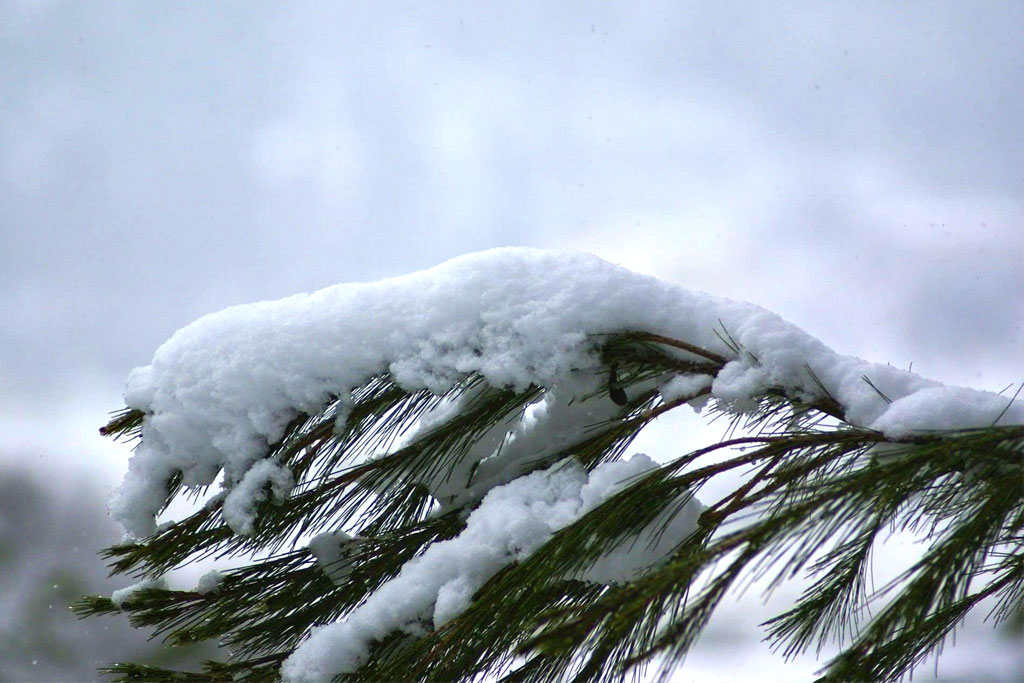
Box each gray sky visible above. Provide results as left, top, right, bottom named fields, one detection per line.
left=0, top=1, right=1022, bottom=677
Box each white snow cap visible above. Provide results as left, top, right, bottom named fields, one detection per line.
left=308, top=530, right=357, bottom=587
left=110, top=248, right=1022, bottom=539
left=110, top=577, right=167, bottom=609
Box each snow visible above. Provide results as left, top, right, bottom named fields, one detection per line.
left=660, top=373, right=714, bottom=403
left=110, top=577, right=167, bottom=609
left=869, top=385, right=1019, bottom=437
left=104, top=247, right=1023, bottom=680
left=574, top=454, right=704, bottom=584
left=220, top=458, right=294, bottom=536
left=308, top=530, right=357, bottom=586
left=111, top=248, right=1021, bottom=540
left=196, top=570, right=224, bottom=594
left=423, top=370, right=635, bottom=512
left=284, top=454, right=699, bottom=681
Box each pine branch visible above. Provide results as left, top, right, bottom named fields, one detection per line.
left=83, top=329, right=1024, bottom=682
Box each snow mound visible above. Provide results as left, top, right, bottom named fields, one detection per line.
left=110, top=248, right=1022, bottom=540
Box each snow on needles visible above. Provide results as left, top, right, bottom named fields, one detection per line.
left=111, top=248, right=1022, bottom=540
left=110, top=577, right=167, bottom=609
left=221, top=458, right=294, bottom=536
left=108, top=248, right=1021, bottom=681
left=281, top=454, right=693, bottom=680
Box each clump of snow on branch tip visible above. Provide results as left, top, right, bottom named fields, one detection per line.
left=221, top=459, right=294, bottom=536
left=284, top=454, right=702, bottom=681
left=108, top=444, right=179, bottom=539
left=660, top=373, right=714, bottom=404
left=111, top=577, right=167, bottom=609
left=869, top=385, right=1022, bottom=438
left=196, top=570, right=224, bottom=594
left=308, top=531, right=358, bottom=587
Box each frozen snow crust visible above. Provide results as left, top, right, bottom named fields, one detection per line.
left=112, top=247, right=1022, bottom=540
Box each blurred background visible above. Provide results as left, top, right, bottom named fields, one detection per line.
left=1, top=1, right=1021, bottom=680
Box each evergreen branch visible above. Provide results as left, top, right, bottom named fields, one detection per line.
left=511, top=427, right=1021, bottom=682
left=85, top=326, right=1023, bottom=683
left=603, top=331, right=731, bottom=366
left=98, top=662, right=212, bottom=682
left=72, top=594, right=120, bottom=618
left=100, top=652, right=289, bottom=683
left=100, top=407, right=145, bottom=440
left=817, top=570, right=1017, bottom=683
left=102, top=512, right=468, bottom=664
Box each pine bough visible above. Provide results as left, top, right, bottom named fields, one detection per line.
left=75, top=249, right=1023, bottom=682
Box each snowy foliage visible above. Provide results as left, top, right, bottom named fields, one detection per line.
left=89, top=249, right=1022, bottom=682
left=111, top=578, right=168, bottom=609
left=111, top=248, right=1019, bottom=540
left=283, top=453, right=694, bottom=680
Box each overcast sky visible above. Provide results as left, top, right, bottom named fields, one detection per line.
left=1, top=1, right=1021, bottom=678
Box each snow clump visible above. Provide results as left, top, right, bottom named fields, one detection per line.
left=109, top=247, right=1022, bottom=539
left=284, top=453, right=698, bottom=681
left=111, top=577, right=167, bottom=609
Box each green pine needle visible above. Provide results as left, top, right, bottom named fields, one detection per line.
left=81, top=332, right=1024, bottom=682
